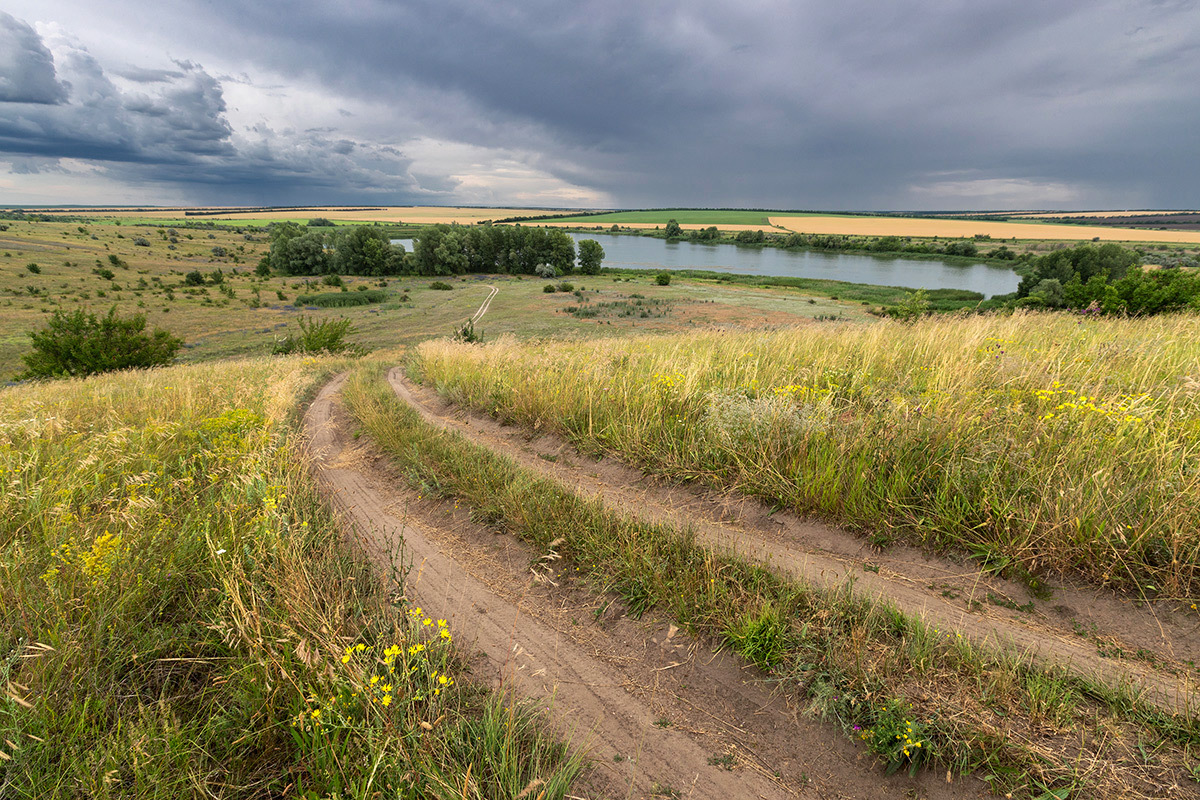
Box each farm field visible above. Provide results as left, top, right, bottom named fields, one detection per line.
left=6, top=212, right=1200, bottom=798
left=769, top=214, right=1200, bottom=244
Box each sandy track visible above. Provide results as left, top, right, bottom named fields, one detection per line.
left=470, top=285, right=498, bottom=323
left=305, top=374, right=988, bottom=799
left=388, top=371, right=1200, bottom=716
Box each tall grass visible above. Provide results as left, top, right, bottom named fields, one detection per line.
left=344, top=365, right=1199, bottom=797
left=0, top=358, right=580, bottom=798
left=412, top=312, right=1200, bottom=597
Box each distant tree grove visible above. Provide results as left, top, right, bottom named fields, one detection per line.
left=265, top=222, right=603, bottom=278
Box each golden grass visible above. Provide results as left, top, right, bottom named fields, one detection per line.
left=769, top=215, right=1200, bottom=244
left=413, top=311, right=1200, bottom=596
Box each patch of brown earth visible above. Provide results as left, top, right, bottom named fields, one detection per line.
left=306, top=374, right=989, bottom=800
left=390, top=370, right=1200, bottom=716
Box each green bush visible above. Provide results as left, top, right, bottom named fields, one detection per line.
left=272, top=316, right=361, bottom=355
left=430, top=281, right=453, bottom=291
left=21, top=308, right=182, bottom=379
left=294, top=290, right=385, bottom=308
left=542, top=284, right=556, bottom=293
left=655, top=272, right=671, bottom=286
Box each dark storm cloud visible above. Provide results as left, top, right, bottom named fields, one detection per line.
left=3, top=1, right=1199, bottom=207
left=0, top=14, right=437, bottom=203
left=0, top=12, right=67, bottom=104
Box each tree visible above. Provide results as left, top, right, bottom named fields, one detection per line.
left=664, top=219, right=683, bottom=239
left=577, top=239, right=605, bottom=274
left=22, top=308, right=182, bottom=379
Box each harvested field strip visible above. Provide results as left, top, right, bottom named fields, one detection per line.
left=769, top=215, right=1200, bottom=244
left=343, top=365, right=1200, bottom=798
left=411, top=315, right=1200, bottom=599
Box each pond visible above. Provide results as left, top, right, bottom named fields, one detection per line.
left=393, top=233, right=1021, bottom=297
left=563, top=233, right=1020, bottom=297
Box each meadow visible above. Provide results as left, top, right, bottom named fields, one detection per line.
left=6, top=211, right=1200, bottom=797
left=411, top=313, right=1200, bottom=598
left=0, top=217, right=881, bottom=377
left=0, top=355, right=581, bottom=797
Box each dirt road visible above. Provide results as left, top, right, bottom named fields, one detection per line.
left=305, top=374, right=988, bottom=799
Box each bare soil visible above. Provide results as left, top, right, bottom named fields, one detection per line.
left=389, top=370, right=1200, bottom=716
left=305, top=374, right=990, bottom=799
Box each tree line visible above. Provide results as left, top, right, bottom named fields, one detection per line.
left=264, top=223, right=604, bottom=277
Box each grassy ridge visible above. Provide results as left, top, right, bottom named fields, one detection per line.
left=344, top=364, right=1198, bottom=797
left=0, top=358, right=580, bottom=798
left=546, top=209, right=776, bottom=225
left=412, top=313, right=1200, bottom=598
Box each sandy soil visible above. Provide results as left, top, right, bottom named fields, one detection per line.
left=767, top=215, right=1200, bottom=244
left=305, top=374, right=990, bottom=799
left=389, top=372, right=1200, bottom=717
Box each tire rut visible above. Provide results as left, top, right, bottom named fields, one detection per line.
left=305, top=373, right=990, bottom=800
left=389, top=369, right=1200, bottom=716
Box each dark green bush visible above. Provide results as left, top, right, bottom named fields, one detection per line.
left=272, top=316, right=361, bottom=355
left=294, top=290, right=385, bottom=308
left=430, top=281, right=453, bottom=291
left=21, top=308, right=182, bottom=379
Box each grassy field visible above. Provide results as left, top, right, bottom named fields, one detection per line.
left=537, top=209, right=780, bottom=226
left=0, top=218, right=891, bottom=377
left=0, top=355, right=582, bottom=797
left=411, top=313, right=1200, bottom=598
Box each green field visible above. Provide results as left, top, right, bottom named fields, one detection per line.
left=544, top=209, right=785, bottom=225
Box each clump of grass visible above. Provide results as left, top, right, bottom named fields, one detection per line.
left=0, top=358, right=582, bottom=798
left=411, top=313, right=1200, bottom=597
left=294, top=289, right=385, bottom=308
left=343, top=365, right=1200, bottom=797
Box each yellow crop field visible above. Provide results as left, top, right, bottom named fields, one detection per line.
left=769, top=214, right=1200, bottom=244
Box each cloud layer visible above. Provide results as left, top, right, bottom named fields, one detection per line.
left=1, top=2, right=1198, bottom=209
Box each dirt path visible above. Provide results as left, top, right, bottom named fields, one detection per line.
left=471, top=285, right=498, bottom=323
left=305, top=374, right=989, bottom=800
left=389, top=370, right=1200, bottom=715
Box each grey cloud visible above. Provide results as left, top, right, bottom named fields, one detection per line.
left=0, top=12, right=67, bottom=104
left=3, top=0, right=1200, bottom=208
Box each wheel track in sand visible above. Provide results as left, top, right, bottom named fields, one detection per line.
left=305, top=373, right=990, bottom=800
left=388, top=369, right=1200, bottom=717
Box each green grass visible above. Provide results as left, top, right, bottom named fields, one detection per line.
left=0, top=357, right=582, bottom=798
left=343, top=363, right=1199, bottom=797
left=544, top=209, right=778, bottom=225
left=295, top=289, right=387, bottom=307
left=412, top=313, right=1200, bottom=599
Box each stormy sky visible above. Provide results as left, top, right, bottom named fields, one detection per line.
left=1, top=1, right=1197, bottom=210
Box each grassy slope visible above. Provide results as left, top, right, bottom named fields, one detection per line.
left=345, top=363, right=1199, bottom=797
left=412, top=313, right=1200, bottom=599
left=0, top=356, right=580, bottom=798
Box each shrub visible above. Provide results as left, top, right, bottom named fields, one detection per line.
left=543, top=284, right=556, bottom=294
left=211, top=246, right=227, bottom=257
left=453, top=319, right=482, bottom=343
left=430, top=281, right=453, bottom=291
left=322, top=274, right=344, bottom=287
left=133, top=237, right=151, bottom=247
left=21, top=308, right=182, bottom=379
left=184, top=271, right=205, bottom=286
left=556, top=282, right=574, bottom=293
left=25, top=263, right=40, bottom=274
left=293, top=290, right=385, bottom=308
left=535, top=264, right=557, bottom=279
left=655, top=272, right=671, bottom=286
left=272, top=316, right=361, bottom=355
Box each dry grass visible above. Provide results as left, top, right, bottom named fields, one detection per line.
left=769, top=215, right=1200, bottom=244
left=412, top=312, right=1200, bottom=598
